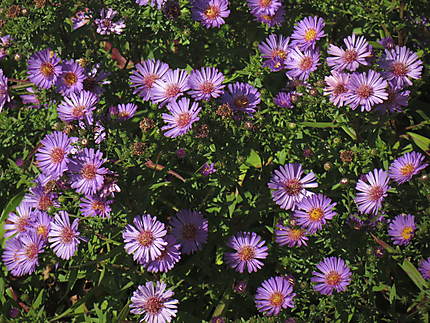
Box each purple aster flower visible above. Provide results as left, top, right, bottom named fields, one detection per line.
left=389, top=151, right=428, bottom=184
left=56, top=60, right=85, bottom=96
left=323, top=71, right=350, bottom=107
left=94, top=122, right=106, bottom=144
left=188, top=67, right=225, bottom=101
left=380, top=46, right=423, bottom=88
left=259, top=34, right=290, bottom=72
left=48, top=211, right=80, bottom=260
left=0, top=69, right=10, bottom=112
left=161, top=97, right=201, bottom=138
left=290, top=16, right=326, bottom=51
left=375, top=83, right=409, bottom=113
left=24, top=175, right=59, bottom=211
left=293, top=194, right=337, bottom=233
left=141, top=235, right=181, bottom=273
left=327, top=34, right=372, bottom=71
left=247, top=0, right=281, bottom=16
left=80, top=195, right=113, bottom=218
left=130, top=59, right=169, bottom=101
left=72, top=9, right=91, bottom=30
left=99, top=171, right=121, bottom=198
left=30, top=211, right=52, bottom=240
left=225, top=232, right=268, bottom=273
left=20, top=87, right=41, bottom=108
left=116, top=103, right=138, bottom=120
left=191, top=0, right=230, bottom=28
left=233, top=280, right=248, bottom=294
left=346, top=215, right=365, bottom=230
left=201, top=162, right=217, bottom=176
left=152, top=69, right=190, bottom=107
left=388, top=214, right=416, bottom=246
left=379, top=37, right=395, bottom=50
left=285, top=47, right=320, bottom=81
left=345, top=70, right=388, bottom=112
left=136, top=0, right=165, bottom=9
left=2, top=232, right=44, bottom=276
left=4, top=202, right=33, bottom=238
left=268, top=163, right=318, bottom=211
left=130, top=281, right=178, bottom=323
left=123, top=214, right=168, bottom=263
left=255, top=276, right=296, bottom=316
left=255, top=4, right=285, bottom=27
left=355, top=169, right=390, bottom=215
left=35, top=131, right=75, bottom=178
left=273, top=91, right=293, bottom=108
left=418, top=258, right=430, bottom=280
left=68, top=148, right=108, bottom=196
left=57, top=90, right=98, bottom=123
left=221, top=82, right=261, bottom=116
left=170, top=209, right=208, bottom=255
left=95, top=8, right=126, bottom=35
left=311, top=257, right=352, bottom=295
left=275, top=224, right=308, bottom=247
left=82, top=64, right=111, bottom=95
left=0, top=35, right=12, bottom=48
left=27, top=49, right=62, bottom=89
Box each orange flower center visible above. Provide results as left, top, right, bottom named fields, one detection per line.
left=288, top=228, right=304, bottom=241
left=272, top=49, right=287, bottom=60
left=369, top=185, right=384, bottom=201
left=143, top=74, right=159, bottom=88
left=259, top=0, right=272, bottom=8
left=40, top=62, right=54, bottom=77
left=356, top=85, right=373, bottom=99
left=81, top=164, right=97, bottom=180
left=182, top=223, right=197, bottom=240
left=401, top=226, right=413, bottom=240
left=400, top=163, right=415, bottom=176
left=177, top=112, right=191, bottom=128
left=38, top=194, right=53, bottom=211
left=269, top=291, right=284, bottom=306
left=61, top=227, right=75, bottom=244
left=166, top=85, right=180, bottom=98
left=36, top=225, right=48, bottom=238
left=308, top=208, right=324, bottom=222
left=118, top=111, right=130, bottom=118
left=282, top=179, right=302, bottom=196
left=299, top=56, right=313, bottom=71
left=17, top=217, right=29, bottom=232
left=72, top=105, right=86, bottom=118
left=304, top=28, right=317, bottom=42
left=144, top=296, right=163, bottom=314
left=25, top=244, right=38, bottom=260
left=138, top=230, right=154, bottom=247
left=326, top=271, right=341, bottom=286
left=234, top=95, right=249, bottom=108
left=343, top=49, right=358, bottom=63
left=204, top=5, right=220, bottom=20
left=50, top=147, right=65, bottom=164
left=92, top=201, right=106, bottom=213
left=64, top=72, right=78, bottom=86
left=200, top=81, right=215, bottom=94
left=334, top=84, right=347, bottom=96
left=392, top=62, right=408, bottom=76
left=238, top=246, right=255, bottom=261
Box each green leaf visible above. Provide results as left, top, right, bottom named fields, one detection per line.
left=117, top=300, right=131, bottom=322
left=406, top=132, right=430, bottom=153
left=299, top=121, right=338, bottom=128
left=245, top=149, right=262, bottom=168
left=399, top=260, right=428, bottom=291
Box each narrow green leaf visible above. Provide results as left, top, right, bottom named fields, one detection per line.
left=400, top=259, right=428, bottom=291
left=406, top=132, right=430, bottom=153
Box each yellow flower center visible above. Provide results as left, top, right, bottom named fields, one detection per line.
left=269, top=291, right=284, bottom=306
left=308, top=208, right=324, bottom=222
left=401, top=226, right=413, bottom=240
left=326, top=271, right=341, bottom=286
left=400, top=163, right=415, bottom=176
left=304, top=28, right=317, bottom=42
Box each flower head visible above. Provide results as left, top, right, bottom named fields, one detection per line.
left=290, top=16, right=326, bottom=51
left=0, top=69, right=10, bottom=112
left=188, top=67, right=225, bottom=101
left=95, top=8, right=126, bottom=35
left=388, top=214, right=416, bottom=246
left=130, top=281, right=178, bottom=323
left=327, top=34, right=372, bottom=71
left=117, top=103, right=138, bottom=120
left=130, top=59, right=170, bottom=101
left=30, top=211, right=52, bottom=240
left=311, top=257, right=352, bottom=295
left=255, top=276, right=296, bottom=316
left=72, top=9, right=91, bottom=30
left=170, top=209, right=208, bottom=254
left=80, top=195, right=113, bottom=218
left=323, top=71, right=350, bottom=107
left=57, top=90, right=98, bottom=123
left=389, top=152, right=428, bottom=184
left=375, top=83, right=409, bottom=113
left=142, top=235, right=181, bottom=273
left=275, top=224, right=308, bottom=247
left=268, top=163, right=318, bottom=211
left=254, top=4, right=285, bottom=27
left=259, top=34, right=290, bottom=71
left=24, top=175, right=59, bottom=211
left=4, top=202, right=34, bottom=238
left=247, top=0, right=282, bottom=16
left=285, top=47, right=320, bottom=81
left=225, top=232, right=268, bottom=273
left=161, top=97, right=201, bottom=138
left=355, top=169, right=390, bottom=215
left=418, top=258, right=430, bottom=280
left=191, top=0, right=230, bottom=28
left=152, top=69, right=190, bottom=106
left=27, top=49, right=62, bottom=89
left=221, top=82, right=261, bottom=116
left=123, top=214, right=168, bottom=263
left=273, top=91, right=294, bottom=108
left=56, top=60, right=85, bottom=95
left=48, top=211, right=80, bottom=260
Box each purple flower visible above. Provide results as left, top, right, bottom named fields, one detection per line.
left=378, top=37, right=395, bottom=50
left=275, top=225, right=308, bottom=247
left=4, top=202, right=33, bottom=238
left=293, top=194, right=337, bottom=233
left=94, top=8, right=126, bottom=35
left=221, top=82, right=261, bottom=116
left=388, top=214, right=416, bottom=246
left=141, top=235, right=181, bottom=273
left=290, top=16, right=326, bottom=51
left=380, top=46, right=423, bottom=88
left=259, top=34, right=290, bottom=71
left=48, top=211, right=80, bottom=260
left=170, top=209, right=208, bottom=255
left=130, top=281, right=178, bottom=323
left=191, top=0, right=230, bottom=28
left=152, top=69, right=190, bottom=106
left=285, top=47, right=320, bottom=81
left=27, top=49, right=62, bottom=89
left=0, top=69, right=10, bottom=112
left=56, top=60, right=85, bottom=96
left=273, top=91, right=293, bottom=108
left=268, top=163, right=318, bottom=211
left=20, top=87, right=41, bottom=108
left=388, top=152, right=428, bottom=184
left=254, top=4, right=285, bottom=27
left=201, top=162, right=217, bottom=176
left=30, top=211, right=51, bottom=240
left=35, top=131, right=75, bottom=178
left=188, top=67, right=225, bottom=101
left=247, top=0, right=281, bottom=16
left=225, top=232, right=268, bottom=273
left=311, top=257, right=352, bottom=295
left=130, top=59, right=170, bottom=101
left=323, top=71, right=350, bottom=107
left=255, top=276, right=296, bottom=316
left=57, top=90, right=98, bottom=123
left=99, top=171, right=121, bottom=198
left=136, top=0, right=165, bottom=9
left=375, top=83, right=409, bottom=113
left=24, top=175, right=58, bottom=211
left=345, top=70, right=388, bottom=112
left=355, top=169, right=390, bottom=215
left=72, top=9, right=91, bottom=30
left=82, top=64, right=111, bottom=95
left=69, top=148, right=108, bottom=195
left=80, top=195, right=112, bottom=218
left=123, top=214, right=168, bottom=263
left=2, top=232, right=44, bottom=276
left=116, top=103, right=138, bottom=120
left=161, top=98, right=201, bottom=138
left=327, top=34, right=372, bottom=71
left=418, top=258, right=430, bottom=280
